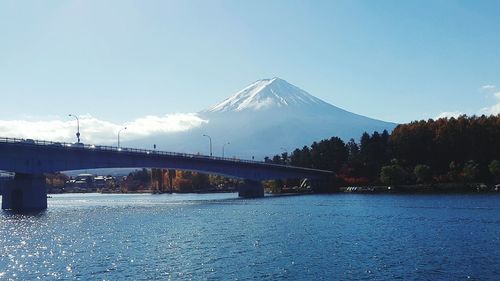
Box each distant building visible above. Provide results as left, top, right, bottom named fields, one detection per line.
left=65, top=173, right=95, bottom=192
left=94, top=176, right=106, bottom=189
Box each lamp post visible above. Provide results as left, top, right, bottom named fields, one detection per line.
left=68, top=114, right=80, bottom=143
left=222, top=142, right=230, bottom=158
left=118, top=127, right=127, bottom=148
left=202, top=134, right=212, bottom=156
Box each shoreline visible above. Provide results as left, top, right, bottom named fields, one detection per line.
left=339, top=182, right=500, bottom=194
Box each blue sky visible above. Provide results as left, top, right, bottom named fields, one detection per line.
left=1, top=0, right=499, bottom=125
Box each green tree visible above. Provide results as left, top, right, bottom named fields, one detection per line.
left=359, top=131, right=391, bottom=181
left=346, top=138, right=359, bottom=159
left=414, top=164, right=432, bottom=183
left=290, top=146, right=312, bottom=168
left=488, top=160, right=500, bottom=182
left=310, top=137, right=348, bottom=171
left=462, top=160, right=479, bottom=182
left=448, top=161, right=460, bottom=182
left=380, top=159, right=408, bottom=185
left=281, top=152, right=289, bottom=165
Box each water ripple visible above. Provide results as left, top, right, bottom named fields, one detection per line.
left=0, top=193, right=499, bottom=280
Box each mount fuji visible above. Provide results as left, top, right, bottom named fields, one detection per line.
left=127, top=78, right=396, bottom=159
left=204, top=77, right=328, bottom=113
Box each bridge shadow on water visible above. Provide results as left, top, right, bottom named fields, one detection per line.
left=1, top=208, right=47, bottom=217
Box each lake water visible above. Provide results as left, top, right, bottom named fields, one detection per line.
left=1, top=193, right=499, bottom=280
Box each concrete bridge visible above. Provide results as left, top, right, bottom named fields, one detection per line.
left=0, top=137, right=334, bottom=211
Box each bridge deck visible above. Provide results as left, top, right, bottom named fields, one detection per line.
left=0, top=137, right=334, bottom=180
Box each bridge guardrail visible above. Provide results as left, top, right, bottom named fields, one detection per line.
left=0, top=136, right=333, bottom=174
left=0, top=137, right=256, bottom=165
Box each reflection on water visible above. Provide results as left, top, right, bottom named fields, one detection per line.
left=1, top=193, right=499, bottom=280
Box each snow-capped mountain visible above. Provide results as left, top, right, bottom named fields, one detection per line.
left=127, top=78, right=397, bottom=159
left=205, top=78, right=327, bottom=112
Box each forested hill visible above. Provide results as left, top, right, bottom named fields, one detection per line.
left=267, top=115, right=500, bottom=186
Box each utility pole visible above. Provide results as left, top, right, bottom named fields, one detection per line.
left=118, top=127, right=127, bottom=147
left=203, top=134, right=212, bottom=156
left=222, top=142, right=230, bottom=158
left=68, top=114, right=80, bottom=143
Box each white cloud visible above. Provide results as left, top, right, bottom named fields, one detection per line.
left=481, top=85, right=496, bottom=91
left=480, top=91, right=500, bottom=115
left=480, top=103, right=500, bottom=115
left=0, top=113, right=207, bottom=144
left=435, top=111, right=463, bottom=119
left=125, top=113, right=208, bottom=137
left=436, top=86, right=500, bottom=119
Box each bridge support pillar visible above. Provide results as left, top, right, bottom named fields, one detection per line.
left=238, top=180, right=264, bottom=198
left=2, top=173, right=47, bottom=211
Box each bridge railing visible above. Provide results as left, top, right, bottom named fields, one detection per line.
left=0, top=136, right=265, bottom=165
left=0, top=136, right=333, bottom=174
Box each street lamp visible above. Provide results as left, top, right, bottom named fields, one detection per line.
left=202, top=134, right=212, bottom=156
left=118, top=127, right=127, bottom=147
left=222, top=142, right=230, bottom=158
left=68, top=114, right=80, bottom=143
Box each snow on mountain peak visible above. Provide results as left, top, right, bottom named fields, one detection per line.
left=205, top=77, right=328, bottom=113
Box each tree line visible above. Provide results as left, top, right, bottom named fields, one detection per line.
left=124, top=168, right=241, bottom=193
left=266, top=115, right=500, bottom=188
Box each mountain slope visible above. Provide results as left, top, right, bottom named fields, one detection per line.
left=127, top=78, right=397, bottom=159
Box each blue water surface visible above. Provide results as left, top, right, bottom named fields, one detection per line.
left=1, top=193, right=499, bottom=280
